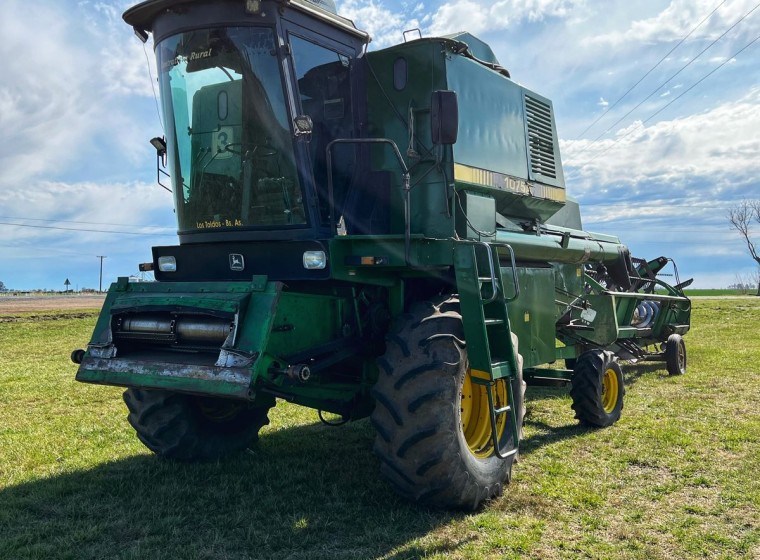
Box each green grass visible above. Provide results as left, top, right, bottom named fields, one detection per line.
left=683, top=289, right=757, bottom=297
left=1, top=300, right=759, bottom=559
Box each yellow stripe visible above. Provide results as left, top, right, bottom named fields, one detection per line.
left=469, top=369, right=492, bottom=381
left=454, top=163, right=566, bottom=202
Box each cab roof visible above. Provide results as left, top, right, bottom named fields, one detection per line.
left=123, top=0, right=369, bottom=41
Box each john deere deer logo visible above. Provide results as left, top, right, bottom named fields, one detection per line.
left=229, top=254, right=244, bottom=271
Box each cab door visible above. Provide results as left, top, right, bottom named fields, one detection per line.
left=280, top=18, right=363, bottom=232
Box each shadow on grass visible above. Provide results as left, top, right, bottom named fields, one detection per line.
left=621, top=361, right=669, bottom=387
left=520, top=418, right=589, bottom=456
left=519, top=364, right=669, bottom=455
left=2, top=365, right=670, bottom=559
left=0, top=420, right=465, bottom=560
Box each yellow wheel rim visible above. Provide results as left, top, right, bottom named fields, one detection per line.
left=461, top=371, right=508, bottom=459
left=198, top=399, right=243, bottom=422
left=601, top=368, right=619, bottom=413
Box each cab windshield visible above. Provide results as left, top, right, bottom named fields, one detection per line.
left=158, top=27, right=306, bottom=231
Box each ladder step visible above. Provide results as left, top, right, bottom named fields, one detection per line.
left=484, top=318, right=504, bottom=326
left=478, top=276, right=494, bottom=283
left=494, top=404, right=512, bottom=415
left=490, top=361, right=515, bottom=380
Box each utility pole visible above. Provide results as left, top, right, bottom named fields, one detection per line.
left=97, top=255, right=107, bottom=293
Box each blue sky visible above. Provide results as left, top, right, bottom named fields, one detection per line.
left=0, top=0, right=758, bottom=290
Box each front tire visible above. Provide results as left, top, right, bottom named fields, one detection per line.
left=371, top=297, right=525, bottom=510
left=123, top=388, right=274, bottom=460
left=570, top=350, right=624, bottom=427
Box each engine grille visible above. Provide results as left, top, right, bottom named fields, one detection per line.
left=525, top=95, right=557, bottom=180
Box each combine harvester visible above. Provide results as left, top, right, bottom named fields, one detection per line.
left=72, top=0, right=692, bottom=509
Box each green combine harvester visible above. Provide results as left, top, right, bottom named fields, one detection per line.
left=72, top=0, right=692, bottom=509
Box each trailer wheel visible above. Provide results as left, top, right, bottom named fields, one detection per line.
left=371, top=296, right=525, bottom=510
left=123, top=388, right=273, bottom=460
left=570, top=350, right=624, bottom=427
left=665, top=334, right=686, bottom=375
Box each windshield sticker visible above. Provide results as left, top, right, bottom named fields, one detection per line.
left=190, top=48, right=213, bottom=61
left=214, top=127, right=234, bottom=160
left=163, top=48, right=214, bottom=71
left=196, top=218, right=243, bottom=229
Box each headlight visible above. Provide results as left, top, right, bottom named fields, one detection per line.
left=157, top=256, right=177, bottom=272
left=303, top=251, right=327, bottom=270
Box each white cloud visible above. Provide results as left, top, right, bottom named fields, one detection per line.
left=0, top=179, right=173, bottom=240
left=0, top=3, right=101, bottom=184
left=563, top=86, right=760, bottom=194
left=590, top=0, right=760, bottom=46
left=338, top=0, right=420, bottom=47
left=428, top=0, right=586, bottom=35
left=0, top=1, right=159, bottom=187
left=0, top=178, right=175, bottom=289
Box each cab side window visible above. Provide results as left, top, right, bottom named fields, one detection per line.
left=290, top=35, right=354, bottom=227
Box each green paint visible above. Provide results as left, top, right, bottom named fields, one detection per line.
left=73, top=1, right=692, bottom=433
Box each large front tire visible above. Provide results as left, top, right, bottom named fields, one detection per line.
left=123, top=388, right=274, bottom=460
left=371, top=297, right=525, bottom=510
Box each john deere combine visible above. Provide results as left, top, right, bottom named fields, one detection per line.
left=72, top=0, right=692, bottom=509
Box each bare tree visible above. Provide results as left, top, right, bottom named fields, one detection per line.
left=728, top=200, right=760, bottom=295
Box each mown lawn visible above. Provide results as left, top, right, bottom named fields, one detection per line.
left=0, top=299, right=758, bottom=559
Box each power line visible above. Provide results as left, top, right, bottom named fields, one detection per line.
left=0, top=221, right=175, bottom=236
left=568, top=0, right=760, bottom=160
left=573, top=0, right=728, bottom=140
left=0, top=215, right=173, bottom=230
left=566, top=32, right=760, bottom=174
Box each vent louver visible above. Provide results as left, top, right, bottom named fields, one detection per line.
left=525, top=95, right=557, bottom=180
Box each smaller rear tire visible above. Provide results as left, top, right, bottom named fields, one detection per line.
left=665, top=334, right=686, bottom=375
left=570, top=350, right=624, bottom=428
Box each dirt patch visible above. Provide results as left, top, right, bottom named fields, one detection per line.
left=0, top=295, right=105, bottom=314
left=0, top=312, right=99, bottom=323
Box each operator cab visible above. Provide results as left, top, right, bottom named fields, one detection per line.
left=126, top=0, right=369, bottom=244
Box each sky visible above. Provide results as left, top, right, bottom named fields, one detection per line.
left=0, top=0, right=758, bottom=290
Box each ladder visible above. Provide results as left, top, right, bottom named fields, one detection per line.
left=454, top=241, right=521, bottom=459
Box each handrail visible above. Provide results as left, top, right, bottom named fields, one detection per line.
left=470, top=241, right=520, bottom=304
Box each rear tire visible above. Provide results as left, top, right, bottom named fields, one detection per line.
left=570, top=350, right=624, bottom=427
left=123, top=388, right=273, bottom=460
left=371, top=296, right=525, bottom=510
left=665, top=334, right=686, bottom=375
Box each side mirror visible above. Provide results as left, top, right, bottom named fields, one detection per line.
left=149, top=136, right=171, bottom=192
left=430, top=90, right=458, bottom=145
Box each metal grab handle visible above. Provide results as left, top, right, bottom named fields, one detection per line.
left=472, top=241, right=499, bottom=304
left=472, top=241, right=520, bottom=303
left=494, top=243, right=520, bottom=303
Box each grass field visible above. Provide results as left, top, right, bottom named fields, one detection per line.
left=682, top=289, right=757, bottom=297
left=1, top=298, right=758, bottom=559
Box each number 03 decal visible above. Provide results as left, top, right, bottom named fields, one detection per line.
left=214, top=126, right=234, bottom=160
